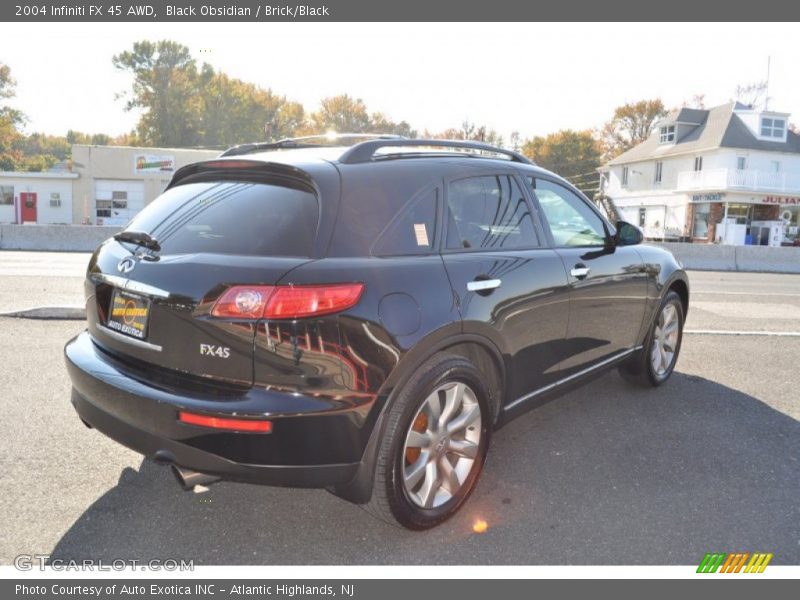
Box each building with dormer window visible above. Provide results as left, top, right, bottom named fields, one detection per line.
left=600, top=102, right=800, bottom=246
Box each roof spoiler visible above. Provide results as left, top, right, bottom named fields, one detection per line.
left=338, top=139, right=534, bottom=165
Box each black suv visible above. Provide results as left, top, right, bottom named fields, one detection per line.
left=65, top=137, right=689, bottom=529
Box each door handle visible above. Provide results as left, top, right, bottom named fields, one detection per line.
left=570, top=265, right=591, bottom=279
left=467, top=278, right=502, bottom=292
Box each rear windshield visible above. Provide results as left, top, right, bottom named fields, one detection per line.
left=123, top=181, right=318, bottom=256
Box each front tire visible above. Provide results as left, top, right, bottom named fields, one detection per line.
left=619, top=290, right=684, bottom=387
left=366, top=354, right=491, bottom=530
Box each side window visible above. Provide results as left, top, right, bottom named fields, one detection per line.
left=445, top=175, right=538, bottom=250
left=372, top=188, right=437, bottom=256
left=534, top=179, right=608, bottom=247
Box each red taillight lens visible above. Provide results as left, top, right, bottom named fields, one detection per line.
left=210, top=283, right=364, bottom=320
left=266, top=284, right=364, bottom=319
left=178, top=411, right=273, bottom=433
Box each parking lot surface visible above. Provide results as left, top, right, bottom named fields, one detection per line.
left=0, top=257, right=798, bottom=565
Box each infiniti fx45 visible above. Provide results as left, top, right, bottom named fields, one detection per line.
left=65, top=137, right=689, bottom=529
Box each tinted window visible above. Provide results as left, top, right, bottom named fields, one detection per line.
left=535, top=179, right=607, bottom=247
left=124, top=181, right=318, bottom=256
left=445, top=175, right=538, bottom=250
left=372, top=188, right=437, bottom=256
left=327, top=167, right=439, bottom=257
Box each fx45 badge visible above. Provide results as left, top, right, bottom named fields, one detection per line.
left=200, top=344, right=231, bottom=358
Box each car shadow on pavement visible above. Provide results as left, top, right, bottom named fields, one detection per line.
left=49, top=371, right=800, bottom=565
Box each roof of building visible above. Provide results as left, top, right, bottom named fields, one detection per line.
left=606, top=102, right=800, bottom=166
left=0, top=170, right=79, bottom=179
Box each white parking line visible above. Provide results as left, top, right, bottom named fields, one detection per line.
left=692, top=290, right=799, bottom=297
left=685, top=329, right=800, bottom=337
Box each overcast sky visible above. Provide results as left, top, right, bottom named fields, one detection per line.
left=1, top=22, right=799, bottom=143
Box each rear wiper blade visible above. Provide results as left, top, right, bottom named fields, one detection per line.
left=113, top=230, right=161, bottom=252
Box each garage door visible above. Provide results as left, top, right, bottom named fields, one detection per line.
left=95, top=180, right=145, bottom=226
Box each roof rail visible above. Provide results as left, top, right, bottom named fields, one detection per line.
left=220, top=133, right=405, bottom=157
left=338, top=139, right=534, bottom=165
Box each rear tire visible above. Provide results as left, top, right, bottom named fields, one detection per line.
left=365, top=353, right=491, bottom=530
left=619, top=290, right=684, bottom=387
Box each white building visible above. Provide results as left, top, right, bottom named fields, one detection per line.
left=600, top=102, right=800, bottom=245
left=0, top=170, right=79, bottom=225
left=0, top=145, right=218, bottom=226
left=70, top=145, right=217, bottom=225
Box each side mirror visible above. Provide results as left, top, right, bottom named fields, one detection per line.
left=614, top=221, right=644, bottom=246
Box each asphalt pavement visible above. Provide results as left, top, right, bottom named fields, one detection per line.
left=0, top=253, right=798, bottom=565
left=0, top=252, right=88, bottom=314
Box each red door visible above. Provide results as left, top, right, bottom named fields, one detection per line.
left=20, top=192, right=37, bottom=223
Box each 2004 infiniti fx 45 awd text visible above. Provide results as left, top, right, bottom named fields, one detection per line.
left=65, top=136, right=689, bottom=529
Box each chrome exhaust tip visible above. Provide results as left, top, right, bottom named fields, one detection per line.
left=170, top=465, right=220, bottom=491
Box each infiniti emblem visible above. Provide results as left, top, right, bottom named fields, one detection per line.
left=117, top=257, right=137, bottom=274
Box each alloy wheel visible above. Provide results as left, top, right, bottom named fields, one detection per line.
left=401, top=381, right=482, bottom=509
left=651, top=303, right=680, bottom=377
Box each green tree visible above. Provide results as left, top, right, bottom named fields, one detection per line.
left=0, top=62, right=25, bottom=170
left=599, top=99, right=667, bottom=160
left=66, top=130, right=91, bottom=145
left=425, top=121, right=504, bottom=147
left=267, top=100, right=305, bottom=141
left=91, top=133, right=113, bottom=145
left=473, top=125, right=504, bottom=148
left=369, top=112, right=416, bottom=137
left=307, top=94, right=372, bottom=134
left=521, top=129, right=602, bottom=193
left=198, top=67, right=303, bottom=145
left=14, top=132, right=71, bottom=171
left=113, top=40, right=202, bottom=147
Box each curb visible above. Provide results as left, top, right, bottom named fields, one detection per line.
left=0, top=306, right=86, bottom=320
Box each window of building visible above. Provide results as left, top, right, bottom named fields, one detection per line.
left=111, top=190, right=128, bottom=210
left=445, top=175, right=538, bottom=250
left=760, top=117, right=786, bottom=139
left=95, top=200, right=112, bottom=218
left=0, top=186, right=13, bottom=206
left=638, top=207, right=646, bottom=227
left=654, top=161, right=663, bottom=184
left=50, top=192, right=61, bottom=208
left=659, top=125, right=676, bottom=144
left=726, top=203, right=752, bottom=225
left=621, top=166, right=629, bottom=187
left=694, top=156, right=703, bottom=172
left=692, top=203, right=711, bottom=238
left=372, top=188, right=438, bottom=256
left=736, top=156, right=747, bottom=171
left=535, top=179, right=607, bottom=248
left=771, top=160, right=781, bottom=173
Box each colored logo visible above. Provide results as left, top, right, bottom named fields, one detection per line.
left=697, top=552, right=773, bottom=573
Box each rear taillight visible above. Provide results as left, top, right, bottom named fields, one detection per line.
left=211, top=286, right=271, bottom=319
left=210, top=283, right=364, bottom=320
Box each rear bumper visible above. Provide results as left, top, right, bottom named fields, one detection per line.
left=65, top=331, right=369, bottom=488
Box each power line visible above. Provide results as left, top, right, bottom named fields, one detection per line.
left=566, top=174, right=600, bottom=183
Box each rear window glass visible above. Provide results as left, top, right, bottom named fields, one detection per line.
left=123, top=181, right=318, bottom=256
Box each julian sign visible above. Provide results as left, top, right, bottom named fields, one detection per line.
left=761, top=196, right=800, bottom=205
